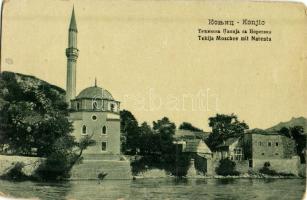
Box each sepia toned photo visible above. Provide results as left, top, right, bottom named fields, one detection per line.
left=0, top=0, right=306, bottom=199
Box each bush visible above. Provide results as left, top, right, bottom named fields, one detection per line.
left=1, top=162, right=29, bottom=181
left=216, top=158, right=240, bottom=176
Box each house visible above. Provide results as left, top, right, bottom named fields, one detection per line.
left=174, top=136, right=213, bottom=175
left=243, top=129, right=299, bottom=175
left=214, top=137, right=244, bottom=161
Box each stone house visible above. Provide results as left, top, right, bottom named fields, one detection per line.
left=243, top=129, right=299, bottom=175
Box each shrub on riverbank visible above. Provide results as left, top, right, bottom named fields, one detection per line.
left=216, top=158, right=240, bottom=176
left=0, top=162, right=30, bottom=181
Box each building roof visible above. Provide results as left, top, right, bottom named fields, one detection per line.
left=183, top=139, right=212, bottom=154
left=175, top=129, right=210, bottom=139
left=69, top=7, right=78, bottom=32
left=245, top=128, right=280, bottom=135
left=216, top=137, right=239, bottom=148
left=76, top=86, right=114, bottom=100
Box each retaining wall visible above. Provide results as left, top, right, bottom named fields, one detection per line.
left=252, top=156, right=300, bottom=175
left=0, top=155, right=43, bottom=176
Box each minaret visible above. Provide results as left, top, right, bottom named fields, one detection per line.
left=66, top=7, right=79, bottom=106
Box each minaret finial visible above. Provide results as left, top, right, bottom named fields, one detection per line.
left=95, top=77, right=97, bottom=87
left=69, top=5, right=78, bottom=32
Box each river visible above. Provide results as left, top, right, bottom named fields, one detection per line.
left=0, top=178, right=305, bottom=200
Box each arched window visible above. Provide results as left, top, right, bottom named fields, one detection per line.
left=82, top=125, right=87, bottom=135
left=92, top=101, right=98, bottom=110
left=102, top=126, right=107, bottom=134
left=77, top=102, right=80, bottom=110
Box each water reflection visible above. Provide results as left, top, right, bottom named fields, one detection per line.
left=0, top=178, right=305, bottom=200
left=215, top=178, right=237, bottom=185
left=172, top=177, right=189, bottom=185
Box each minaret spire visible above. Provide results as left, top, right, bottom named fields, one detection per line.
left=69, top=6, right=78, bottom=32
left=66, top=7, right=79, bottom=107
left=94, top=77, right=97, bottom=87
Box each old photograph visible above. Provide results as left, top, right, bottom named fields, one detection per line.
left=0, top=0, right=306, bottom=199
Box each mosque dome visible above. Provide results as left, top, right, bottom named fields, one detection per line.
left=76, top=86, right=114, bottom=100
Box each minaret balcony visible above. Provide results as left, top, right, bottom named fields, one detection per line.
left=66, top=47, right=79, bottom=58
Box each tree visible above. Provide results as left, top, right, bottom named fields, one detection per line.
left=138, top=122, right=156, bottom=154
left=153, top=117, right=176, bottom=154
left=0, top=72, right=96, bottom=180
left=279, top=127, right=291, bottom=138
left=280, top=126, right=306, bottom=163
left=206, top=114, right=249, bottom=150
left=0, top=72, right=72, bottom=156
left=179, top=122, right=203, bottom=132
left=35, top=135, right=95, bottom=180
left=120, top=110, right=139, bottom=154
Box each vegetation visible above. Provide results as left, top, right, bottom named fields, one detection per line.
left=0, top=162, right=29, bottom=181
left=35, top=135, right=95, bottom=181
left=0, top=71, right=95, bottom=180
left=120, top=110, right=139, bottom=154
left=120, top=112, right=192, bottom=177
left=215, top=158, right=240, bottom=176
left=179, top=122, right=203, bottom=132
left=206, top=114, right=249, bottom=151
left=279, top=126, right=306, bottom=163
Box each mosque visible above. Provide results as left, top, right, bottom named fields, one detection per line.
left=65, top=8, right=121, bottom=156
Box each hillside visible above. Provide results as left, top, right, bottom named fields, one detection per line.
left=0, top=71, right=65, bottom=108
left=266, top=117, right=307, bottom=132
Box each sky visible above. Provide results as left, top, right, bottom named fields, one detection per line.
left=1, top=0, right=307, bottom=131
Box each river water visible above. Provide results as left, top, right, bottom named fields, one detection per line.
left=0, top=178, right=305, bottom=200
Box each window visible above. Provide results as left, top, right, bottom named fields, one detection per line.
left=77, top=102, right=80, bottom=110
left=234, top=148, right=243, bottom=161
left=275, top=153, right=279, bottom=155
left=258, top=141, right=262, bottom=146
left=101, top=142, right=107, bottom=151
left=102, top=126, right=107, bottom=134
left=92, top=101, right=98, bottom=110
left=110, top=104, right=115, bottom=112
left=268, top=142, right=271, bottom=147
left=276, top=142, right=279, bottom=146
left=262, top=153, right=265, bottom=155
left=92, top=115, right=97, bottom=121
left=82, top=125, right=87, bottom=135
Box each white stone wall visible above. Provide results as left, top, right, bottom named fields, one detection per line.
left=70, top=111, right=121, bottom=155
left=252, top=156, right=300, bottom=175
left=0, top=155, right=43, bottom=176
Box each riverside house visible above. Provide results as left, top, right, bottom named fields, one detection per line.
left=214, top=137, right=244, bottom=161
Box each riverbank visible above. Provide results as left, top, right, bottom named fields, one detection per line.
left=0, top=155, right=305, bottom=182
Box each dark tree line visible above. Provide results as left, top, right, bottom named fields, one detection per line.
left=120, top=110, right=191, bottom=176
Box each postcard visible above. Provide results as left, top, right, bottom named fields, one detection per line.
left=0, top=0, right=306, bottom=199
